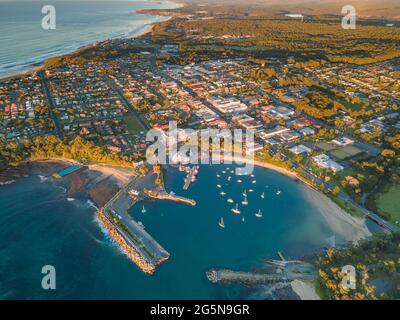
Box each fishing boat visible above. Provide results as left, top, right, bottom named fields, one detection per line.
left=141, top=206, right=146, bottom=214
left=242, top=189, right=247, bottom=197
left=218, top=217, right=225, bottom=228
left=276, top=190, right=281, bottom=195
left=227, top=198, right=234, bottom=203
left=220, top=191, right=226, bottom=196
left=255, top=209, right=263, bottom=218
left=231, top=203, right=240, bottom=215
left=261, top=192, right=265, bottom=199
left=242, top=197, right=248, bottom=205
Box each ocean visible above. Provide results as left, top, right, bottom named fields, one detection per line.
left=0, top=164, right=373, bottom=299
left=0, top=0, right=178, bottom=77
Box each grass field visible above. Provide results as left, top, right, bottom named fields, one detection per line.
left=123, top=114, right=144, bottom=134
left=374, top=184, right=400, bottom=224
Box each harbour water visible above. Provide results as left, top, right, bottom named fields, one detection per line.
left=0, top=164, right=369, bottom=299
left=0, top=0, right=178, bottom=77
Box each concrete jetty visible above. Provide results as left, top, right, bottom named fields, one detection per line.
left=183, top=166, right=199, bottom=191
left=144, top=188, right=196, bottom=206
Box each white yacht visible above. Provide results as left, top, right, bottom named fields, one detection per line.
left=231, top=204, right=240, bottom=215
left=218, top=217, right=225, bottom=228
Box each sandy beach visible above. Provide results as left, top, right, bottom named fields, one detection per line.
left=291, top=280, right=321, bottom=300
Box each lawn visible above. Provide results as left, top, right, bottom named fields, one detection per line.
left=374, top=184, right=400, bottom=224
left=123, top=113, right=144, bottom=134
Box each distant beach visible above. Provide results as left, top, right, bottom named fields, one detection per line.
left=0, top=0, right=181, bottom=79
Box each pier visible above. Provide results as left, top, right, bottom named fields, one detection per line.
left=183, top=166, right=199, bottom=191
left=144, top=188, right=196, bottom=206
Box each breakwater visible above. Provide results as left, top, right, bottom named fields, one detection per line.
left=97, top=210, right=157, bottom=274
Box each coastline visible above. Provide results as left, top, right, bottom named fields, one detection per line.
left=0, top=0, right=182, bottom=81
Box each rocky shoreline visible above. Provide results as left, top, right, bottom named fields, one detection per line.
left=96, top=210, right=156, bottom=274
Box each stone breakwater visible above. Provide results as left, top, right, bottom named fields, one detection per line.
left=96, top=210, right=156, bottom=274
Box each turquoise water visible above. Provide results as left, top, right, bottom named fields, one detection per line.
left=57, top=164, right=81, bottom=177
left=0, top=165, right=357, bottom=299
left=0, top=0, right=178, bottom=77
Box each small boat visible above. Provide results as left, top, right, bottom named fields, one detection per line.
left=261, top=192, right=265, bottom=199
left=227, top=176, right=231, bottom=181
left=251, top=174, right=255, bottom=178
left=255, top=209, right=263, bottom=218
left=227, top=198, right=234, bottom=203
left=230, top=170, right=235, bottom=174
left=248, top=189, right=254, bottom=192
left=242, top=197, right=248, bottom=205
left=231, top=203, right=240, bottom=215
left=222, top=170, right=226, bottom=174
left=252, top=180, right=256, bottom=184
left=142, top=206, right=146, bottom=214
left=242, top=189, right=247, bottom=197
left=220, top=191, right=226, bottom=196
left=216, top=174, right=220, bottom=178
left=237, top=179, right=242, bottom=183
left=217, top=184, right=221, bottom=188
left=218, top=217, right=225, bottom=228
left=276, top=190, right=281, bottom=195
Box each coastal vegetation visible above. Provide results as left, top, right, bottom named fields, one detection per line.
left=0, top=135, right=134, bottom=171
left=149, top=15, right=400, bottom=66
left=315, top=232, right=400, bottom=300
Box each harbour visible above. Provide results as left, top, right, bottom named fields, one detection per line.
left=0, top=162, right=375, bottom=299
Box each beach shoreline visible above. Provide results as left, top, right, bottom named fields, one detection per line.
left=0, top=0, right=182, bottom=81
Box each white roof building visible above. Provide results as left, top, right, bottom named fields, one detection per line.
left=312, top=154, right=344, bottom=173
left=289, top=144, right=312, bottom=155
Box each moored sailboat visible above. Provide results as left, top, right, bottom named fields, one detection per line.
left=231, top=203, right=240, bottom=215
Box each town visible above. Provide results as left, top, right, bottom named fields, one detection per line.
left=1, top=35, right=398, bottom=229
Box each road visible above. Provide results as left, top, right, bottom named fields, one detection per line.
left=104, top=76, right=150, bottom=131
left=39, top=71, right=63, bottom=139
